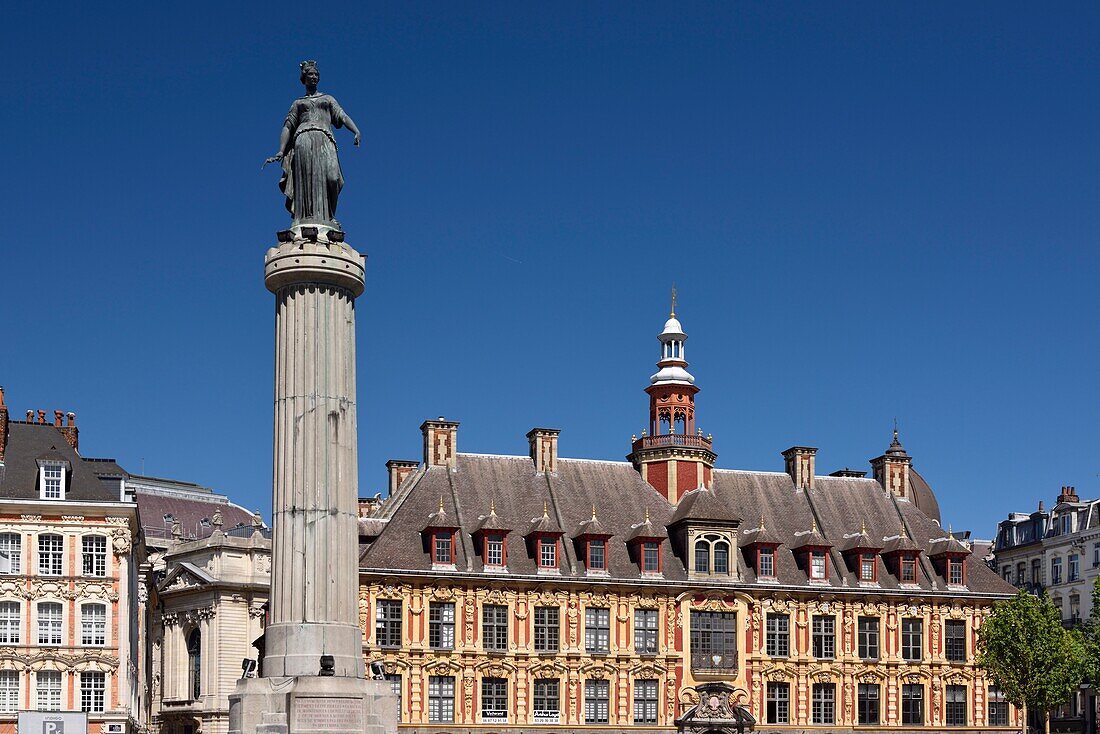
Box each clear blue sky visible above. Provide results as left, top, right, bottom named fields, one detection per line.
left=3, top=2, right=1097, bottom=537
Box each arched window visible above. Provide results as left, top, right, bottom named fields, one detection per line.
left=694, top=540, right=710, bottom=573
left=713, top=541, right=730, bottom=574
left=187, top=629, right=201, bottom=700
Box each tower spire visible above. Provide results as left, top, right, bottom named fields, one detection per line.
left=670, top=285, right=677, bottom=318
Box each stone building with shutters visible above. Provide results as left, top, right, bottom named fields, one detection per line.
left=357, top=307, right=1020, bottom=733
left=0, top=388, right=141, bottom=734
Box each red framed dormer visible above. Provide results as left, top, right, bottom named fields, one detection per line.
left=882, top=526, right=923, bottom=584
left=930, top=532, right=971, bottom=588
left=627, top=509, right=667, bottom=576
left=422, top=496, right=459, bottom=568
left=473, top=500, right=511, bottom=571
left=527, top=502, right=564, bottom=573
left=793, top=518, right=832, bottom=582
left=742, top=515, right=782, bottom=580
left=840, top=522, right=883, bottom=584
left=574, top=506, right=613, bottom=574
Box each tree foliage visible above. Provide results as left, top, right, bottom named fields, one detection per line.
left=1078, top=577, right=1100, bottom=682
left=977, top=590, right=1086, bottom=721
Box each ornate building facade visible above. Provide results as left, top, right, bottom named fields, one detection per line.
left=0, top=388, right=141, bottom=734
left=357, top=309, right=1019, bottom=733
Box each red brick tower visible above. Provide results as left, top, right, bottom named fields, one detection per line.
left=628, top=294, right=716, bottom=503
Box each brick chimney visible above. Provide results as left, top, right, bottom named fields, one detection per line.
left=421, top=418, right=459, bottom=468
left=386, top=459, right=419, bottom=495
left=0, top=387, right=7, bottom=462
left=870, top=429, right=911, bottom=500
left=1058, top=486, right=1079, bottom=504
left=782, top=446, right=817, bottom=490
left=527, top=428, right=560, bottom=474
left=53, top=411, right=78, bottom=451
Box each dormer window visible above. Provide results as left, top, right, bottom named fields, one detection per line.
left=948, top=558, right=964, bottom=586
left=693, top=534, right=732, bottom=576
left=485, top=534, right=505, bottom=567
left=538, top=538, right=557, bottom=569
left=810, top=551, right=827, bottom=580
left=859, top=554, right=876, bottom=582
left=433, top=533, right=453, bottom=565
left=37, top=457, right=69, bottom=501
left=642, top=542, right=661, bottom=573
left=587, top=539, right=606, bottom=571
left=758, top=548, right=775, bottom=578
left=899, top=555, right=917, bottom=582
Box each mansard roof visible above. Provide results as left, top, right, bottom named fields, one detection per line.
left=361, top=453, right=1011, bottom=596
left=0, top=422, right=127, bottom=503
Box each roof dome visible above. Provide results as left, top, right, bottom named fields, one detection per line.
left=650, top=365, right=695, bottom=385
left=661, top=317, right=686, bottom=338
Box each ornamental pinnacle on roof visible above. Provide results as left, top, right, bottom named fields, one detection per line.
left=627, top=294, right=717, bottom=503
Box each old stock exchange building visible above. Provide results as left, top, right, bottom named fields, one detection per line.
left=356, top=309, right=1018, bottom=733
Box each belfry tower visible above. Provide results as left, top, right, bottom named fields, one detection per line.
left=628, top=293, right=716, bottom=503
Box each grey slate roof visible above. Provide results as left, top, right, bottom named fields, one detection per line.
left=0, top=422, right=125, bottom=502
left=361, top=453, right=1012, bottom=596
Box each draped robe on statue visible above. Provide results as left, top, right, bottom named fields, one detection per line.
left=279, top=94, right=352, bottom=227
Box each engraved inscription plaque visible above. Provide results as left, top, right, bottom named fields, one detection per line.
left=292, top=697, right=364, bottom=731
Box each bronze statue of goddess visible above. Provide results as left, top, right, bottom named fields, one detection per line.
left=265, top=61, right=362, bottom=228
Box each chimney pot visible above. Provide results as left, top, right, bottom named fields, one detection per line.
left=54, top=410, right=63, bottom=427
left=67, top=412, right=75, bottom=427
left=26, top=410, right=33, bottom=421
left=782, top=446, right=817, bottom=490
left=37, top=410, right=46, bottom=424
left=1039, top=500, right=1045, bottom=512
left=527, top=428, right=561, bottom=474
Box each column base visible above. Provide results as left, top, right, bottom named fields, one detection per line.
left=263, top=622, right=366, bottom=678
left=229, top=676, right=397, bottom=734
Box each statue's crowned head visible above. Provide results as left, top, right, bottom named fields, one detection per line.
left=300, top=60, right=320, bottom=86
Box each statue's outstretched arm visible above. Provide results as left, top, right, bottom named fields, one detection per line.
left=265, top=124, right=293, bottom=166
left=344, top=115, right=362, bottom=147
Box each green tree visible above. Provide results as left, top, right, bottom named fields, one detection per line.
left=977, top=590, right=1086, bottom=734
left=1079, top=577, right=1100, bottom=686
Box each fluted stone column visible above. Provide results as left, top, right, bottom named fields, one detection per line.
left=262, top=234, right=367, bottom=679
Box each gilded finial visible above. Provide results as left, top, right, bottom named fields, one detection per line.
left=760, top=513, right=766, bottom=530
left=490, top=499, right=496, bottom=515
left=439, top=495, right=445, bottom=513
left=592, top=504, right=598, bottom=521
left=543, top=501, right=549, bottom=518
left=811, top=517, right=818, bottom=534
left=861, top=519, right=867, bottom=535
left=645, top=507, right=651, bottom=523
left=670, top=285, right=677, bottom=318
left=899, top=521, right=907, bottom=538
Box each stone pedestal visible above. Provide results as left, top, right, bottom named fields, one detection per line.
left=228, top=228, right=395, bottom=734
left=229, top=677, right=396, bottom=734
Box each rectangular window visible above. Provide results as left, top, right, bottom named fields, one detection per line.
left=37, top=670, right=61, bottom=711
left=81, top=603, right=107, bottom=646
left=486, top=536, right=504, bottom=566
left=765, top=613, right=789, bottom=657
left=811, top=682, right=835, bottom=725
left=642, top=542, right=660, bottom=572
left=988, top=687, right=1009, bottom=726
left=428, top=675, right=454, bottom=723
left=945, top=619, right=966, bottom=662
left=1052, top=557, right=1062, bottom=584
left=858, top=683, right=880, bottom=725
left=38, top=602, right=63, bottom=645
left=0, top=670, right=16, bottom=713
left=483, top=604, right=509, bottom=651
left=857, top=617, right=879, bottom=660
left=433, top=533, right=452, bottom=564
left=534, top=606, right=559, bottom=653
left=635, top=609, right=658, bottom=654
left=860, top=554, right=876, bottom=581
left=1094, top=543, right=1100, bottom=567
left=383, top=674, right=402, bottom=722
left=1032, top=558, right=1042, bottom=583
left=588, top=539, right=606, bottom=570
left=948, top=558, right=964, bottom=585
left=0, top=602, right=20, bottom=644
left=80, top=671, right=105, bottom=713
left=375, top=600, right=402, bottom=648
left=428, top=602, right=455, bottom=650
left=82, top=536, right=108, bottom=577
left=539, top=538, right=557, bottom=568
left=584, top=679, right=609, bottom=724
left=633, top=679, right=658, bottom=724
left=690, top=611, right=737, bottom=671
left=43, top=465, right=63, bottom=499
left=901, top=684, right=924, bottom=725
left=481, top=677, right=507, bottom=722
left=810, top=550, right=827, bottom=579
left=533, top=679, right=559, bottom=722
left=1070, top=554, right=1080, bottom=581
left=945, top=685, right=967, bottom=726
left=902, top=618, right=923, bottom=661
left=0, top=534, right=21, bottom=574
left=38, top=535, right=64, bottom=576
left=766, top=681, right=789, bottom=724
left=758, top=548, right=775, bottom=577
left=812, top=615, right=835, bottom=659
left=585, top=607, right=610, bottom=653
left=901, top=555, right=917, bottom=582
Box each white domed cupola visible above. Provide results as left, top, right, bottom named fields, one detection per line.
left=651, top=294, right=694, bottom=386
